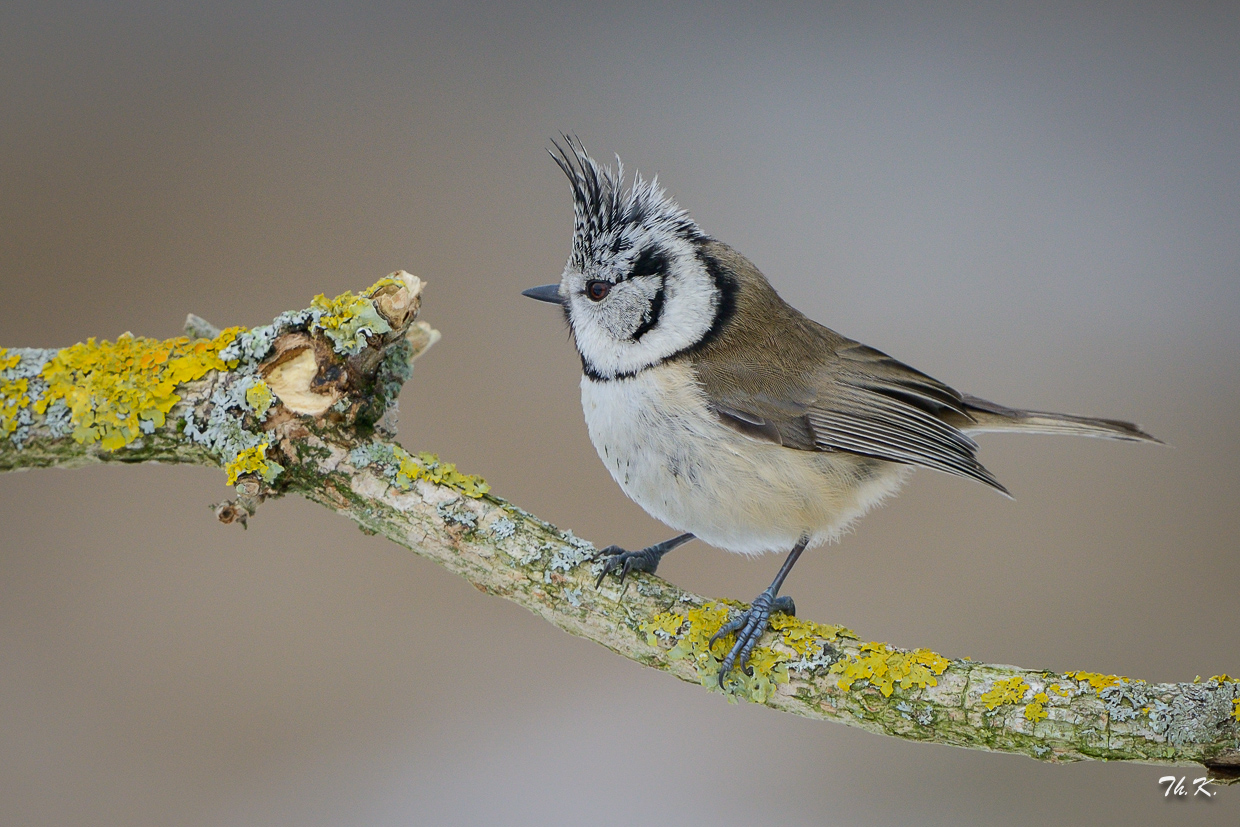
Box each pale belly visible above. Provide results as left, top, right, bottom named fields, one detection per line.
left=580, top=365, right=910, bottom=556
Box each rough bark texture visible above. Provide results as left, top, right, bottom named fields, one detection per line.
left=2, top=274, right=1237, bottom=782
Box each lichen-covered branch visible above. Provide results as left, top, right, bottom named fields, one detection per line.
left=2, top=275, right=1237, bottom=782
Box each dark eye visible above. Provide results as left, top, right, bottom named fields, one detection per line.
left=585, top=280, right=612, bottom=301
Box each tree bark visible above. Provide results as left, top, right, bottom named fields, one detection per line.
left=2, top=274, right=1237, bottom=782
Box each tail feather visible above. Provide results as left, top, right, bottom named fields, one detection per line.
left=956, top=394, right=1162, bottom=443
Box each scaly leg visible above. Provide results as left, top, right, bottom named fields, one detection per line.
left=710, top=535, right=809, bottom=688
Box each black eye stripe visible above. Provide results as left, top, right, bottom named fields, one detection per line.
left=629, top=246, right=669, bottom=280
left=630, top=275, right=666, bottom=342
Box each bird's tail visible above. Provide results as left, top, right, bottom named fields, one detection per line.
left=956, top=394, right=1161, bottom=443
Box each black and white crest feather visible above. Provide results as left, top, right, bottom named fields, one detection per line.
left=550, top=136, right=704, bottom=271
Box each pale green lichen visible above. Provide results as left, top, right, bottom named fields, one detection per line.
left=244, top=380, right=274, bottom=419
left=224, top=442, right=276, bottom=485
left=640, top=601, right=788, bottom=703
left=640, top=604, right=862, bottom=703
left=363, top=275, right=408, bottom=294
left=980, top=676, right=1031, bottom=711
left=310, top=288, right=392, bottom=356
left=350, top=442, right=490, bottom=499
left=32, top=329, right=242, bottom=451
left=396, top=450, right=489, bottom=498
left=830, top=641, right=951, bottom=698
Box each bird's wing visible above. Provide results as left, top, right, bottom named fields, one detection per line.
left=695, top=333, right=1008, bottom=494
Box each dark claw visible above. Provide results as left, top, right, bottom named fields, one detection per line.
left=591, top=534, right=694, bottom=589
left=710, top=588, right=796, bottom=689
left=592, top=544, right=662, bottom=588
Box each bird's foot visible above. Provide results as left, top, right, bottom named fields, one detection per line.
left=592, top=545, right=664, bottom=588
left=591, top=533, right=694, bottom=588
left=709, top=590, right=796, bottom=688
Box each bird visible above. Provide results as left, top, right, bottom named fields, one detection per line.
left=522, top=137, right=1158, bottom=688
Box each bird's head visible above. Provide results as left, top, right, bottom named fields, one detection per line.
left=524, top=138, right=729, bottom=381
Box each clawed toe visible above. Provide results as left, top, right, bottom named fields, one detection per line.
left=710, top=589, right=796, bottom=688
left=592, top=546, right=659, bottom=588
left=591, top=534, right=694, bottom=589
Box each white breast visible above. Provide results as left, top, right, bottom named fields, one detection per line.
left=580, top=363, right=911, bottom=556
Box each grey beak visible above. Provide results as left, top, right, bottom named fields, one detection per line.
left=522, top=283, right=566, bottom=305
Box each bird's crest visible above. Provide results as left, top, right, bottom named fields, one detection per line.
left=550, top=136, right=702, bottom=271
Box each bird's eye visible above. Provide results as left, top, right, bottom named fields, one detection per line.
left=586, top=280, right=612, bottom=301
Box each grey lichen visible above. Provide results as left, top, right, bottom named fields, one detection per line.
left=437, top=499, right=478, bottom=529
left=1100, top=681, right=1155, bottom=723
left=548, top=540, right=592, bottom=573
left=348, top=442, right=393, bottom=470
left=310, top=298, right=391, bottom=356
left=1148, top=681, right=1239, bottom=748
left=489, top=517, right=517, bottom=539
left=1, top=348, right=57, bottom=449
left=502, top=542, right=545, bottom=567
left=42, top=399, right=72, bottom=438
left=218, top=309, right=315, bottom=365
left=787, top=643, right=841, bottom=675
left=182, top=374, right=274, bottom=480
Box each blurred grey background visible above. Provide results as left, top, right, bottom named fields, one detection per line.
left=1, top=2, right=1237, bottom=825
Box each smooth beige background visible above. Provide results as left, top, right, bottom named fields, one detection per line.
left=1, top=2, right=1237, bottom=825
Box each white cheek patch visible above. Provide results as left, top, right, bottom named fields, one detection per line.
left=568, top=237, right=718, bottom=378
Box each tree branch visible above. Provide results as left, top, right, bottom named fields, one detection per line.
left=2, top=275, right=1237, bottom=782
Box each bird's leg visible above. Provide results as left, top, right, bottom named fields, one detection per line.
left=593, top=533, right=695, bottom=588
left=709, top=535, right=809, bottom=689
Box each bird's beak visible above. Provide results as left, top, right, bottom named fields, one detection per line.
left=521, top=283, right=566, bottom=305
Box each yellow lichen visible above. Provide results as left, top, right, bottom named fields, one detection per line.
left=768, top=613, right=858, bottom=657
left=0, top=347, right=30, bottom=436
left=363, top=275, right=408, bottom=296
left=245, top=380, right=274, bottom=418
left=1232, top=699, right=1240, bottom=723
left=1209, top=674, right=1237, bottom=683
left=1064, top=671, right=1128, bottom=691
left=310, top=286, right=391, bottom=354
left=1047, top=683, right=1070, bottom=697
left=392, top=448, right=489, bottom=498
left=1024, top=691, right=1050, bottom=723
left=34, top=328, right=242, bottom=450
left=830, top=641, right=951, bottom=697
left=980, top=676, right=1031, bottom=710
left=639, top=601, right=789, bottom=702
left=225, top=443, right=270, bottom=485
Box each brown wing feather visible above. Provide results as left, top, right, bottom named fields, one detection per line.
left=687, top=241, right=1007, bottom=493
